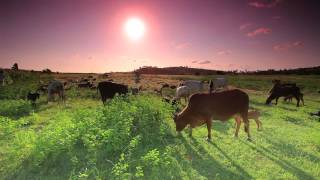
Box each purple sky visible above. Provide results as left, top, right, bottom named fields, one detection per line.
left=1, top=0, right=319, bottom=73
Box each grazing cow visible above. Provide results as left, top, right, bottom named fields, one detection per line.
left=266, top=84, right=303, bottom=107
left=27, top=92, right=40, bottom=105
left=47, top=80, right=65, bottom=103
left=173, top=89, right=250, bottom=140
left=209, top=77, right=227, bottom=93
left=234, top=110, right=262, bottom=137
left=97, top=81, right=128, bottom=104
left=174, top=86, right=191, bottom=103
left=131, top=87, right=139, bottom=95
left=170, top=85, right=177, bottom=89
left=161, top=83, right=170, bottom=89
left=78, top=82, right=93, bottom=88
left=310, top=111, right=320, bottom=117
left=179, top=80, right=204, bottom=93
left=37, top=84, right=48, bottom=94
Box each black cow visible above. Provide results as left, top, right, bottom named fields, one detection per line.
left=266, top=85, right=303, bottom=107
left=27, top=92, right=40, bottom=105
left=97, top=81, right=128, bottom=104
left=310, top=111, right=320, bottom=117
left=78, top=82, right=93, bottom=88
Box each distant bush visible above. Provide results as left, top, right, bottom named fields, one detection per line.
left=42, top=68, right=52, bottom=73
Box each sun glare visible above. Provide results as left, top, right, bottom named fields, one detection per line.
left=124, top=17, right=145, bottom=41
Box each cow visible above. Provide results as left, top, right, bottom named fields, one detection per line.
left=234, top=110, right=262, bottom=137
left=179, top=80, right=204, bottom=93
left=174, top=86, right=191, bottom=103
left=173, top=89, right=251, bottom=141
left=47, top=80, right=65, bottom=103
left=310, top=111, right=320, bottom=117
left=78, top=82, right=93, bottom=88
left=170, top=85, right=177, bottom=89
left=131, top=87, right=139, bottom=95
left=266, top=84, right=303, bottom=107
left=37, top=84, right=48, bottom=94
left=97, top=81, right=128, bottom=104
left=27, top=92, right=40, bottom=106
left=209, top=77, right=227, bottom=93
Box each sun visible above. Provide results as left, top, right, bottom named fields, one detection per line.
left=124, top=17, right=145, bottom=41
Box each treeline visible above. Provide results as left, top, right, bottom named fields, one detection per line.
left=135, top=66, right=231, bottom=75
left=135, top=66, right=320, bottom=75
left=245, top=66, right=320, bottom=75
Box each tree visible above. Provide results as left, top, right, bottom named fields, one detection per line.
left=11, top=63, right=19, bottom=70
left=42, top=68, right=52, bottom=73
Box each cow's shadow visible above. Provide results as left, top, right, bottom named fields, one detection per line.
left=241, top=139, right=316, bottom=180
left=179, top=136, right=252, bottom=179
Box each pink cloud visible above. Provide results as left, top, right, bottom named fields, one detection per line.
left=293, top=41, right=303, bottom=47
left=217, top=50, right=231, bottom=55
left=198, top=60, right=211, bottom=64
left=273, top=41, right=304, bottom=51
left=247, top=27, right=272, bottom=37
left=175, top=42, right=191, bottom=49
left=191, top=60, right=198, bottom=63
left=240, top=23, right=252, bottom=30
left=248, top=0, right=284, bottom=8
left=272, top=16, right=281, bottom=20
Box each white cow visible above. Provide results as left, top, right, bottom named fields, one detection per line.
left=174, top=85, right=191, bottom=103
left=209, top=77, right=227, bottom=93
left=180, top=80, right=204, bottom=93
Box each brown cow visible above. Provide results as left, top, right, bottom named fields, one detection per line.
left=173, top=89, right=251, bottom=141
left=234, top=110, right=262, bottom=137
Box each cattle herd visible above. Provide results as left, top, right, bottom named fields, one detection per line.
left=23, top=75, right=319, bottom=141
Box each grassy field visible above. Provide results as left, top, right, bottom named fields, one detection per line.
left=0, top=72, right=319, bottom=179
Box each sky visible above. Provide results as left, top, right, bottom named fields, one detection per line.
left=1, top=0, right=320, bottom=73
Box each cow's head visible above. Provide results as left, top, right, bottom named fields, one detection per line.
left=172, top=112, right=188, bottom=132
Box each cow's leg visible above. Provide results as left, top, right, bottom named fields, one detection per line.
left=275, top=97, right=279, bottom=105
left=255, top=118, right=261, bottom=131
left=294, top=94, right=300, bottom=107
left=206, top=120, right=212, bottom=141
left=234, top=116, right=241, bottom=137
left=300, top=94, right=305, bottom=106
left=242, top=112, right=251, bottom=141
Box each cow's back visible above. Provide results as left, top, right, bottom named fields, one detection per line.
left=187, top=89, right=249, bottom=120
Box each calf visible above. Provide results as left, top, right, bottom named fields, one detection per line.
left=173, top=89, right=251, bottom=140
left=266, top=84, right=302, bottom=107
left=47, top=80, right=65, bottom=103
left=284, top=93, right=304, bottom=106
left=27, top=92, right=40, bottom=105
left=97, top=81, right=128, bottom=104
left=234, top=110, right=262, bottom=137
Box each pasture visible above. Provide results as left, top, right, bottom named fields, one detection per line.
left=0, top=72, right=320, bottom=179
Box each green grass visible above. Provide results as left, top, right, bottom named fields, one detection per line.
left=0, top=73, right=320, bottom=179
